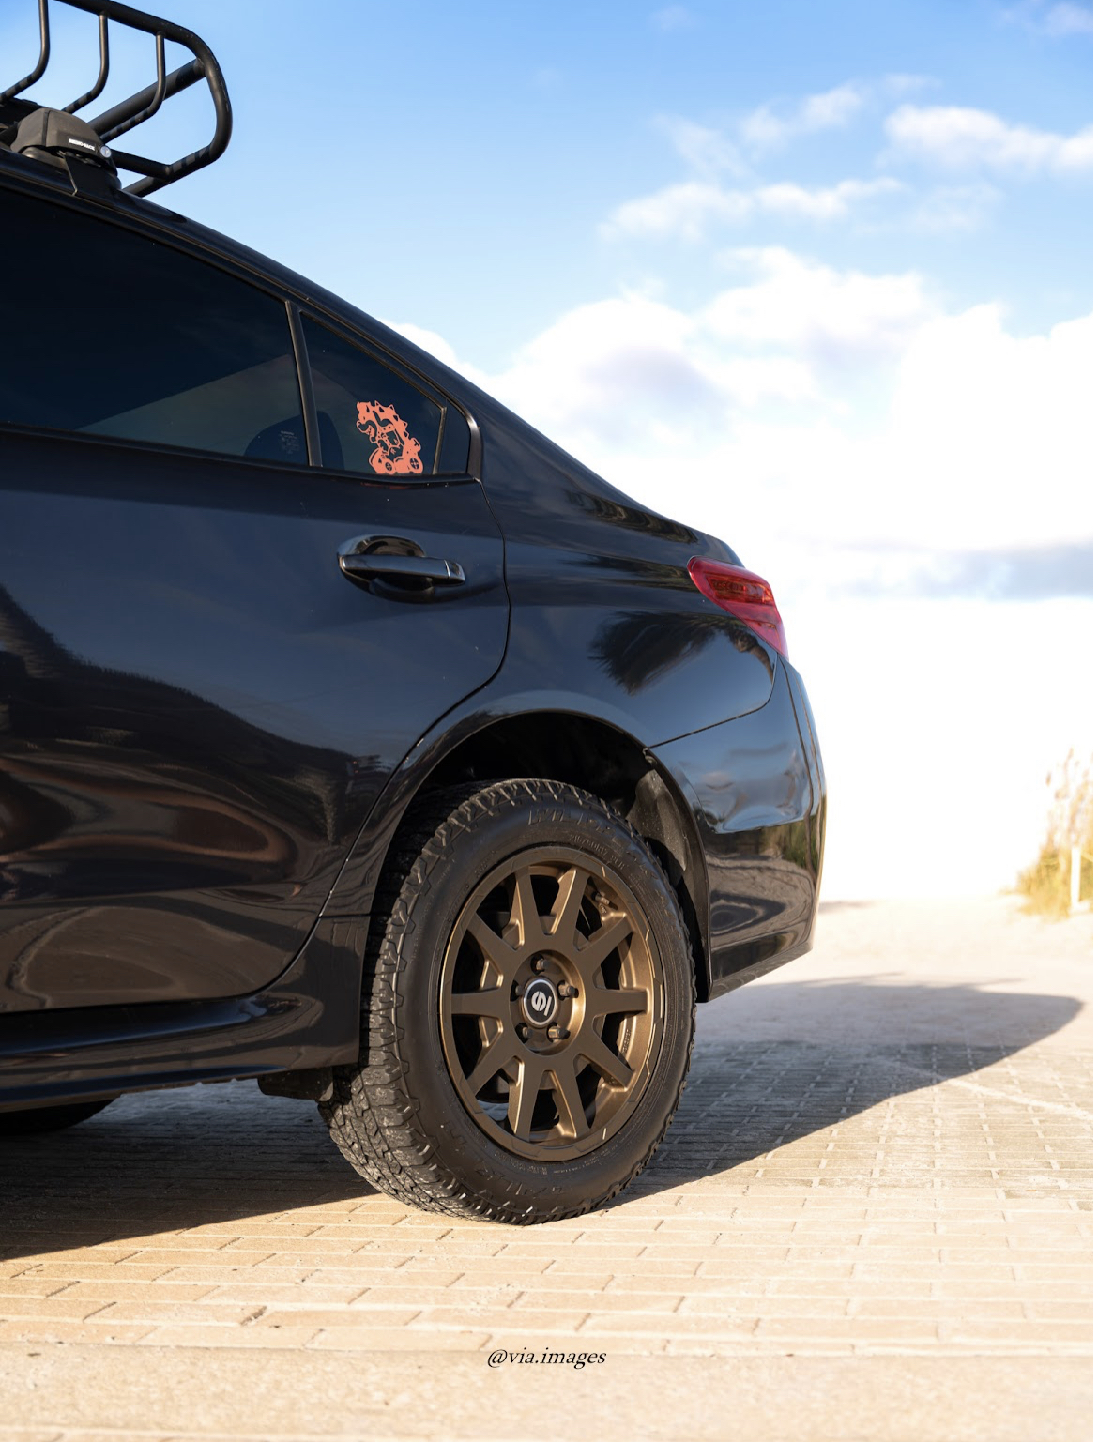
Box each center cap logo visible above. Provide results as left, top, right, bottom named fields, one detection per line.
left=521, top=976, right=559, bottom=1028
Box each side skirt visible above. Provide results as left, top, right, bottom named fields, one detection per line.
left=0, top=918, right=365, bottom=1111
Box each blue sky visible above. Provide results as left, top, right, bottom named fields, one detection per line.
left=5, top=0, right=1093, bottom=896
left=10, top=0, right=1093, bottom=350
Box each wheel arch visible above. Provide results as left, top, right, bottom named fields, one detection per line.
left=351, top=710, right=713, bottom=1003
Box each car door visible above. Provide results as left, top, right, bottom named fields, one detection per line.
left=0, top=180, right=508, bottom=1012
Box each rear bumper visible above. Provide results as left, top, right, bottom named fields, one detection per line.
left=653, top=658, right=826, bottom=1000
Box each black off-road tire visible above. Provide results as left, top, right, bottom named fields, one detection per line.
left=0, top=1098, right=115, bottom=1136
left=321, top=779, right=695, bottom=1223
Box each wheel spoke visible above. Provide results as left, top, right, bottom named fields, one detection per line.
left=465, top=1034, right=516, bottom=1096
left=575, top=914, right=633, bottom=972
left=449, top=987, right=508, bottom=1020
left=548, top=864, right=588, bottom=950
left=466, top=914, right=520, bottom=978
left=579, top=1030, right=634, bottom=1089
left=590, top=986, right=648, bottom=1018
left=507, top=1056, right=544, bottom=1139
left=439, top=829, right=663, bottom=1163
left=511, top=867, right=545, bottom=950
left=551, top=1060, right=590, bottom=1141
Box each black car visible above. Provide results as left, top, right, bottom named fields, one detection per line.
left=0, top=0, right=825, bottom=1223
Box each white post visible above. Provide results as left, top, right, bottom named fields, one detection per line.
left=1072, top=846, right=1082, bottom=913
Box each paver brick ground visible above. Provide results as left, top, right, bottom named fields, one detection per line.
left=1, top=895, right=1091, bottom=1440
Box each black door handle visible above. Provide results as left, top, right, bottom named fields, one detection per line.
left=337, top=535, right=466, bottom=588
left=339, top=552, right=466, bottom=585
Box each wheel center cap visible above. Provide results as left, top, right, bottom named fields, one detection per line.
left=521, top=976, right=559, bottom=1028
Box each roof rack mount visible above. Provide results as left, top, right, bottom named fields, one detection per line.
left=0, top=0, right=231, bottom=196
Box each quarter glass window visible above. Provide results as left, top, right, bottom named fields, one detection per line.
left=0, top=188, right=306, bottom=465
left=303, top=317, right=444, bottom=478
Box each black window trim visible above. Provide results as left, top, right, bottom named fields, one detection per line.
left=0, top=416, right=320, bottom=479
left=286, top=304, right=320, bottom=468
left=293, top=305, right=479, bottom=482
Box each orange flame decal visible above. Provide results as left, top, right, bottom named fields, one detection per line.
left=355, top=400, right=423, bottom=475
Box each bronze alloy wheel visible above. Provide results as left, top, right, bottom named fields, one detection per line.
left=439, top=845, right=663, bottom=1161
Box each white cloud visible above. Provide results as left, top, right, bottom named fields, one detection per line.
left=740, top=83, right=866, bottom=150
left=800, top=85, right=865, bottom=131
left=1043, top=2, right=1093, bottom=33
left=877, top=303, right=1093, bottom=550
left=656, top=116, right=745, bottom=176
left=603, top=177, right=902, bottom=240
left=649, top=77, right=933, bottom=182
left=884, top=73, right=939, bottom=96
left=469, top=292, right=817, bottom=448
left=424, top=248, right=1092, bottom=573
left=383, top=322, right=460, bottom=370
left=886, top=103, right=1093, bottom=172
left=913, top=182, right=1000, bottom=231
left=754, top=177, right=903, bottom=219
left=650, top=5, right=695, bottom=31
left=738, top=76, right=933, bottom=152
left=704, top=247, right=933, bottom=357
left=604, top=182, right=751, bottom=242
left=1007, top=1, right=1093, bottom=35
left=432, top=250, right=936, bottom=473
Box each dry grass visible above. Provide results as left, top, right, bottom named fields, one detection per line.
left=1016, top=749, right=1093, bottom=918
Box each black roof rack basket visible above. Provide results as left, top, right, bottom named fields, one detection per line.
left=0, top=0, right=231, bottom=196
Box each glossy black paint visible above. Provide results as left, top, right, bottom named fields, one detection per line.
left=468, top=407, right=778, bottom=745
left=0, top=150, right=826, bottom=1108
left=654, top=660, right=826, bottom=998
left=0, top=428, right=506, bottom=1012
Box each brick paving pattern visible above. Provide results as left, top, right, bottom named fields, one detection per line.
left=1, top=895, right=1091, bottom=1439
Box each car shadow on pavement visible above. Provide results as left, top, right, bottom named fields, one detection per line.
left=0, top=979, right=1083, bottom=1250
left=631, top=976, right=1084, bottom=1202
left=0, top=1091, right=370, bottom=1260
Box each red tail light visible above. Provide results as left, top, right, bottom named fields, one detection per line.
left=688, top=557, right=788, bottom=659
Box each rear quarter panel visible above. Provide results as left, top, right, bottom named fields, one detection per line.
left=474, top=409, right=777, bottom=743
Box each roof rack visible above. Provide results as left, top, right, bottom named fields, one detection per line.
left=0, top=0, right=231, bottom=196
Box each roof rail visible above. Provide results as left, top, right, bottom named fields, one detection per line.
left=0, top=0, right=231, bottom=196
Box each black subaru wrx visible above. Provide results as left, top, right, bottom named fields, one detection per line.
left=0, top=0, right=825, bottom=1222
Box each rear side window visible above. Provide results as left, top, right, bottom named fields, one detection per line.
left=303, top=317, right=468, bottom=477
left=0, top=188, right=306, bottom=465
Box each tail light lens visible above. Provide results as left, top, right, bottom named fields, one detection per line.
left=688, top=557, right=788, bottom=659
